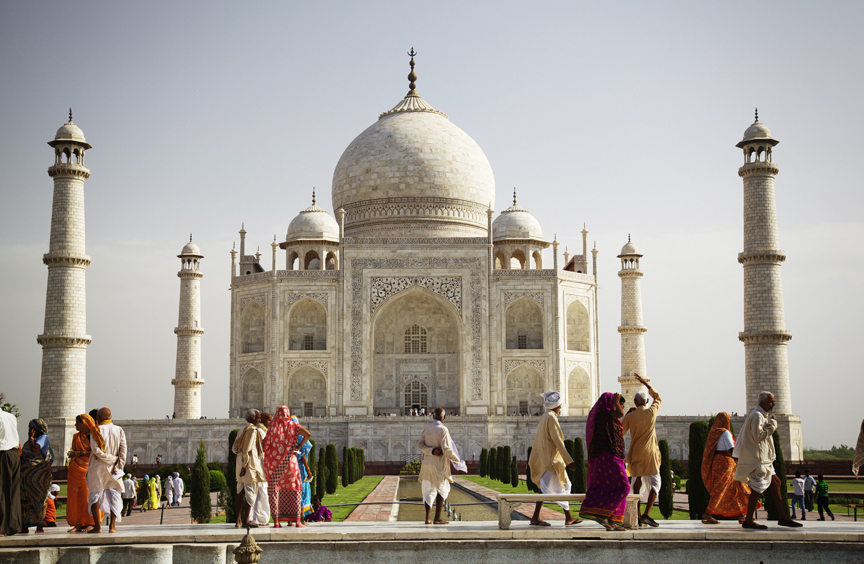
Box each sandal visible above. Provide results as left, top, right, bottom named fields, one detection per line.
left=609, top=524, right=626, bottom=531
left=529, top=520, right=551, bottom=527
left=595, top=519, right=615, bottom=531
left=564, top=518, right=583, bottom=526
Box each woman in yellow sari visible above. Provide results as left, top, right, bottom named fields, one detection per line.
left=141, top=475, right=161, bottom=511
left=65, top=414, right=104, bottom=532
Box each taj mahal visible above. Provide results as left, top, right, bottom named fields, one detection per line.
left=35, top=54, right=802, bottom=465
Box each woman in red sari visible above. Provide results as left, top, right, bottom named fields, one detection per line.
left=579, top=392, right=630, bottom=531
left=65, top=414, right=104, bottom=533
left=701, top=411, right=752, bottom=523
left=262, top=407, right=310, bottom=528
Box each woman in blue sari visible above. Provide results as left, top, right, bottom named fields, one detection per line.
left=290, top=416, right=313, bottom=520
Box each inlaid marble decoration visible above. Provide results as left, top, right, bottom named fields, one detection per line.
left=240, top=295, right=267, bottom=310
left=284, top=293, right=329, bottom=309
left=504, top=359, right=546, bottom=376
left=502, top=292, right=544, bottom=309
left=370, top=277, right=462, bottom=314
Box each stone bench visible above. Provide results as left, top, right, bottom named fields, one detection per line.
left=496, top=493, right=642, bottom=529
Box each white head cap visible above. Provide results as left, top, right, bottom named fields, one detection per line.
left=542, top=391, right=563, bottom=411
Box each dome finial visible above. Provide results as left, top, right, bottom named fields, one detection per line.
left=312, top=187, right=316, bottom=205
left=755, top=108, right=759, bottom=123
left=513, top=188, right=517, bottom=206
left=68, top=108, right=73, bottom=123
left=628, top=233, right=631, bottom=243
left=407, top=47, right=418, bottom=96
left=189, top=233, right=193, bottom=243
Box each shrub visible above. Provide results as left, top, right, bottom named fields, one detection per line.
left=573, top=438, right=587, bottom=494
left=342, top=446, right=349, bottom=488
left=225, top=429, right=239, bottom=523
left=316, top=447, right=327, bottom=501
left=764, top=430, right=788, bottom=520
left=479, top=448, right=488, bottom=477
left=510, top=456, right=519, bottom=488
left=209, top=470, right=226, bottom=493
left=564, top=439, right=576, bottom=486
left=190, top=441, right=211, bottom=524
left=658, top=439, right=674, bottom=519
left=325, top=444, right=338, bottom=494
left=488, top=448, right=498, bottom=481
left=400, top=459, right=422, bottom=474
left=207, top=461, right=224, bottom=473
left=502, top=446, right=511, bottom=483
left=670, top=458, right=688, bottom=479
left=687, top=421, right=711, bottom=519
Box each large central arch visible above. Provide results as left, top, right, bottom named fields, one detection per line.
left=370, top=287, right=462, bottom=415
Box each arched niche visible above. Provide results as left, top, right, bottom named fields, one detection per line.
left=305, top=250, right=320, bottom=270
left=239, top=369, right=265, bottom=412
left=566, top=300, right=590, bottom=352
left=240, top=303, right=266, bottom=353
left=532, top=250, right=542, bottom=269
left=494, top=251, right=505, bottom=270
left=285, top=365, right=327, bottom=417
left=325, top=251, right=338, bottom=270
left=510, top=249, right=526, bottom=269
left=286, top=299, right=327, bottom=351
left=567, top=365, right=591, bottom=415
left=371, top=288, right=461, bottom=415
left=505, top=298, right=543, bottom=350
left=506, top=365, right=544, bottom=415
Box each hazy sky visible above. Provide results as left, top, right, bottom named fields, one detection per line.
left=1, top=2, right=861, bottom=448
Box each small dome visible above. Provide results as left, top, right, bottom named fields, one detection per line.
left=741, top=121, right=772, bottom=143
left=286, top=202, right=339, bottom=243
left=492, top=202, right=544, bottom=242
left=55, top=121, right=86, bottom=143
left=181, top=241, right=201, bottom=255
left=618, top=238, right=641, bottom=257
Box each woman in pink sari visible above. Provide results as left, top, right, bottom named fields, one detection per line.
left=579, top=392, right=630, bottom=531
left=262, top=407, right=310, bottom=528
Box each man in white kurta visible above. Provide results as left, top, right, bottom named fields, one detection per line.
left=417, top=408, right=461, bottom=525
left=86, top=408, right=127, bottom=533
left=232, top=410, right=269, bottom=528
left=171, top=473, right=184, bottom=506
left=733, top=392, right=801, bottom=529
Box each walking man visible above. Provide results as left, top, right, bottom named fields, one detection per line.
left=171, top=472, right=184, bottom=506
left=121, top=474, right=136, bottom=517
left=803, top=469, right=816, bottom=512
left=86, top=408, right=127, bottom=533
left=232, top=409, right=267, bottom=528
left=815, top=474, right=835, bottom=521
left=790, top=471, right=806, bottom=520
left=734, top=392, right=802, bottom=529
left=417, top=408, right=461, bottom=525
left=621, top=374, right=662, bottom=527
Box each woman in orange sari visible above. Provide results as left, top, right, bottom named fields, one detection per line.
left=701, top=412, right=752, bottom=524
left=65, top=414, right=104, bottom=533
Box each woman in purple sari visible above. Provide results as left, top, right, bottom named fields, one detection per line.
left=579, top=392, right=630, bottom=531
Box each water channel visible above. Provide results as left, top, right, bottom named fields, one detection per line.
left=395, top=477, right=499, bottom=521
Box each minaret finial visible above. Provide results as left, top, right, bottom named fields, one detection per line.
left=513, top=188, right=517, bottom=206
left=755, top=108, right=759, bottom=123
left=189, top=233, right=193, bottom=242
left=628, top=233, right=631, bottom=243
left=407, top=47, right=418, bottom=96
left=312, top=187, right=316, bottom=205
left=68, top=108, right=73, bottom=123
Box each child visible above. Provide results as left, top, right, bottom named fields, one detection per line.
left=306, top=495, right=332, bottom=522
left=815, top=475, right=835, bottom=521
left=37, top=485, right=60, bottom=533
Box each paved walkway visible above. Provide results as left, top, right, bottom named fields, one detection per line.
left=343, top=475, right=399, bottom=522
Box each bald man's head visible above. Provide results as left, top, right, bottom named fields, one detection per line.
left=433, top=407, right=445, bottom=421
left=97, top=407, right=111, bottom=423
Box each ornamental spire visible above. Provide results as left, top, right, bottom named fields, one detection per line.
left=755, top=108, right=759, bottom=123
left=513, top=188, right=517, bottom=205
left=407, top=47, right=418, bottom=96
left=68, top=108, right=73, bottom=123
left=312, top=187, right=316, bottom=206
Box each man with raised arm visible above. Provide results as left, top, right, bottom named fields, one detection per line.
left=417, top=408, right=461, bottom=525
left=622, top=374, right=662, bottom=527
left=734, top=391, right=802, bottom=529
left=86, top=408, right=127, bottom=533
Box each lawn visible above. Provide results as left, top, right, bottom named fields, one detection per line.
left=460, top=476, right=691, bottom=521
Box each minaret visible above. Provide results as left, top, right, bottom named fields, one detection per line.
left=173, top=236, right=205, bottom=418
left=38, top=110, right=92, bottom=459
left=618, top=235, right=648, bottom=400
left=736, top=111, right=793, bottom=414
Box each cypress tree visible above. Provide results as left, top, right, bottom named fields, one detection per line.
left=308, top=439, right=317, bottom=484
left=190, top=441, right=211, bottom=524
left=488, top=447, right=497, bottom=481
left=658, top=439, right=674, bottom=519
left=564, top=439, right=576, bottom=486
left=502, top=446, right=511, bottom=483
left=325, top=444, right=338, bottom=494
left=573, top=438, right=587, bottom=494
left=510, top=456, right=519, bottom=488
left=342, top=446, right=349, bottom=487
left=225, top=429, right=239, bottom=523
left=316, top=447, right=327, bottom=500
left=351, top=448, right=358, bottom=483
left=479, top=448, right=488, bottom=477
left=687, top=420, right=711, bottom=519
left=525, top=447, right=535, bottom=492
left=360, top=449, right=366, bottom=478
left=498, top=446, right=507, bottom=482
left=764, top=431, right=788, bottom=520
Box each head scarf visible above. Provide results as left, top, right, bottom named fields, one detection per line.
left=702, top=412, right=732, bottom=490
left=50, top=484, right=60, bottom=492
left=542, top=391, right=563, bottom=411
left=262, top=406, right=300, bottom=479
left=853, top=418, right=864, bottom=478
left=585, top=393, right=625, bottom=460
left=144, top=474, right=149, bottom=481
left=27, top=419, right=54, bottom=463
left=78, top=413, right=105, bottom=451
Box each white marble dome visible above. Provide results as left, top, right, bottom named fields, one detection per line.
left=618, top=239, right=641, bottom=257
left=286, top=202, right=339, bottom=243
left=55, top=121, right=86, bottom=143
left=492, top=202, right=544, bottom=242
left=742, top=120, right=772, bottom=143
left=331, top=92, right=495, bottom=238
left=181, top=241, right=201, bottom=255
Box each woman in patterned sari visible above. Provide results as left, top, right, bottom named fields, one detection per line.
left=263, top=407, right=310, bottom=528
left=65, top=414, right=103, bottom=532
left=579, top=392, right=630, bottom=531
left=290, top=416, right=314, bottom=520
left=701, top=412, right=752, bottom=523
left=21, top=419, right=53, bottom=533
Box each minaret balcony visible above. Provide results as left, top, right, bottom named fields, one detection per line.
left=47, top=164, right=91, bottom=179
left=43, top=252, right=91, bottom=267
left=174, top=327, right=205, bottom=336
left=617, top=325, right=647, bottom=334
left=37, top=333, right=92, bottom=347
left=737, top=250, right=786, bottom=265
left=738, top=161, right=779, bottom=178
left=739, top=330, right=792, bottom=343
left=171, top=379, right=205, bottom=387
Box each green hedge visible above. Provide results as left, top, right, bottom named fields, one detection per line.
left=510, top=456, right=518, bottom=488
left=687, top=421, right=711, bottom=518
left=658, top=439, right=674, bottom=519
left=479, top=448, right=488, bottom=477
left=316, top=446, right=327, bottom=501
left=573, top=438, right=587, bottom=494
left=325, top=444, right=338, bottom=494
left=209, top=470, right=226, bottom=493
left=190, top=441, right=211, bottom=524
left=488, top=448, right=498, bottom=481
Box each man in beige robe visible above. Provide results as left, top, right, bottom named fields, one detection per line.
left=622, top=374, right=661, bottom=527
left=734, top=392, right=801, bottom=529
left=86, top=408, right=127, bottom=533
left=417, top=408, right=461, bottom=525
left=232, top=409, right=267, bottom=528
left=528, top=391, right=580, bottom=526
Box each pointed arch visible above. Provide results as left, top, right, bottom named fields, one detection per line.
left=239, top=368, right=264, bottom=413
left=240, top=303, right=266, bottom=353
left=566, top=300, right=590, bottom=352
left=567, top=365, right=591, bottom=415
left=506, top=365, right=544, bottom=415
left=285, top=365, right=327, bottom=417
left=287, top=298, right=327, bottom=350
left=505, top=297, right=543, bottom=349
